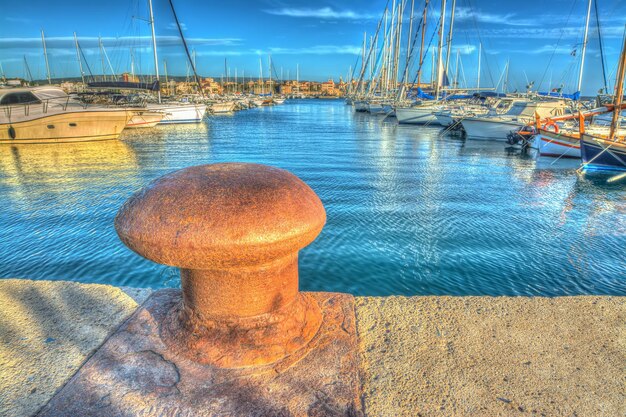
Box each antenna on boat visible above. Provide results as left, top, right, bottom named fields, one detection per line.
left=41, top=29, right=51, bottom=85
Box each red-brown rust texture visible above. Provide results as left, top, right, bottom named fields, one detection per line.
left=114, top=163, right=327, bottom=367
left=37, top=290, right=363, bottom=417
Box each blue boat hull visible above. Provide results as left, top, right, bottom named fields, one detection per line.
left=580, top=134, right=626, bottom=171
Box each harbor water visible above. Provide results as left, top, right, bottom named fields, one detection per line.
left=0, top=99, right=624, bottom=296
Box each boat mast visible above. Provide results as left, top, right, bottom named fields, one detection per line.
left=444, top=0, right=456, bottom=79
left=41, top=29, right=51, bottom=84
left=402, top=0, right=415, bottom=98
left=594, top=0, right=609, bottom=93
left=269, top=55, right=272, bottom=97
left=477, top=42, right=481, bottom=91
left=259, top=58, right=263, bottom=95
left=23, top=56, right=33, bottom=83
left=99, top=36, right=106, bottom=81
left=148, top=0, right=161, bottom=103
left=164, top=60, right=169, bottom=95
left=576, top=0, right=592, bottom=97
left=435, top=0, right=446, bottom=99
left=417, top=0, right=429, bottom=87
left=73, top=32, right=85, bottom=86
left=503, top=59, right=509, bottom=93
left=130, top=48, right=135, bottom=79
left=609, top=31, right=626, bottom=140
left=393, top=1, right=403, bottom=91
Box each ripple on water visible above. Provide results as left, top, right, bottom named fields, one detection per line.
left=0, top=100, right=624, bottom=296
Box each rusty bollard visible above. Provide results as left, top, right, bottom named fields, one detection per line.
left=114, top=163, right=325, bottom=368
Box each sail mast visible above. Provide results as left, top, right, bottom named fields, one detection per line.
left=444, top=0, right=456, bottom=78
left=148, top=0, right=161, bottom=103
left=41, top=29, right=51, bottom=84
left=477, top=42, right=481, bottom=90
left=609, top=30, right=626, bottom=140
left=417, top=0, right=429, bottom=87
left=576, top=0, right=592, bottom=97
left=73, top=32, right=85, bottom=86
left=435, top=0, right=446, bottom=99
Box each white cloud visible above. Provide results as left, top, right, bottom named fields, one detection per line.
left=166, top=22, right=188, bottom=31
left=0, top=36, right=242, bottom=50
left=452, top=44, right=476, bottom=55
left=195, top=45, right=362, bottom=57
left=264, top=7, right=375, bottom=20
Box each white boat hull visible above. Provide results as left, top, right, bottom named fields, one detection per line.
left=353, top=101, right=368, bottom=112
left=434, top=112, right=454, bottom=126
left=532, top=130, right=580, bottom=158
left=126, top=111, right=164, bottom=128
left=367, top=103, right=384, bottom=114
left=462, top=117, right=525, bottom=141
left=210, top=102, right=236, bottom=114
left=0, top=110, right=130, bottom=144
left=395, top=107, right=439, bottom=125
left=148, top=103, right=207, bottom=124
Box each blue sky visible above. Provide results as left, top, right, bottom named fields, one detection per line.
left=1, top=0, right=625, bottom=95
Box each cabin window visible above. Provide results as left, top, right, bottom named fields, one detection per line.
left=47, top=125, right=55, bottom=129
left=0, top=92, right=41, bottom=106
left=69, top=123, right=77, bottom=127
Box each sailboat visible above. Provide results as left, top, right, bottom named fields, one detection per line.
left=143, top=0, right=206, bottom=123
left=580, top=31, right=626, bottom=171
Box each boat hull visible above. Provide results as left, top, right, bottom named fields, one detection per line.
left=395, top=107, right=439, bottom=125
left=533, top=129, right=580, bottom=158
left=462, top=118, right=524, bottom=141
left=353, top=101, right=368, bottom=112
left=0, top=110, right=129, bottom=144
left=148, top=104, right=207, bottom=124
left=210, top=102, right=236, bottom=114
left=126, top=111, right=164, bottom=128
left=434, top=111, right=454, bottom=127
left=580, top=134, right=626, bottom=171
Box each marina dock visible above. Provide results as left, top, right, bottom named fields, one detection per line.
left=1, top=279, right=623, bottom=416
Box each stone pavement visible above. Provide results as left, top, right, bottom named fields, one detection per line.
left=1, top=279, right=624, bottom=416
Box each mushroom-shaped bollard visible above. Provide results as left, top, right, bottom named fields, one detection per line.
left=114, top=163, right=325, bottom=368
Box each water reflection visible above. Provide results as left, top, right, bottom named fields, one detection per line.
left=0, top=100, right=624, bottom=296
left=0, top=141, right=139, bottom=207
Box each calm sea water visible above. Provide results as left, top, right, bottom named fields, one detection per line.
left=0, top=99, right=624, bottom=296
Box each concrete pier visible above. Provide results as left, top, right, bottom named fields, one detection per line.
left=0, top=279, right=623, bottom=416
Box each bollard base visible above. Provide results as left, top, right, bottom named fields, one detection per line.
left=37, top=289, right=363, bottom=417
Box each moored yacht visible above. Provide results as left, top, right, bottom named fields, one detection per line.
left=462, top=99, right=569, bottom=141
left=0, top=87, right=130, bottom=144
left=147, top=102, right=207, bottom=124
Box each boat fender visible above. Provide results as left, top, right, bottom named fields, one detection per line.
left=542, top=121, right=559, bottom=134
left=8, top=126, right=16, bottom=139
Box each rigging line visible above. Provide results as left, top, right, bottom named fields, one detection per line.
left=464, top=0, right=496, bottom=88
left=77, top=40, right=95, bottom=82
left=536, top=0, right=579, bottom=91
left=167, top=0, right=204, bottom=97
left=354, top=0, right=391, bottom=95
left=409, top=18, right=440, bottom=92
left=397, top=17, right=425, bottom=99
left=594, top=0, right=608, bottom=92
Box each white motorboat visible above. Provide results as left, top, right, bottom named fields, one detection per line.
left=0, top=87, right=130, bottom=144
left=395, top=104, right=441, bottom=125
left=462, top=100, right=569, bottom=141
left=147, top=103, right=207, bottom=124
left=126, top=110, right=164, bottom=128
left=209, top=101, right=236, bottom=114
